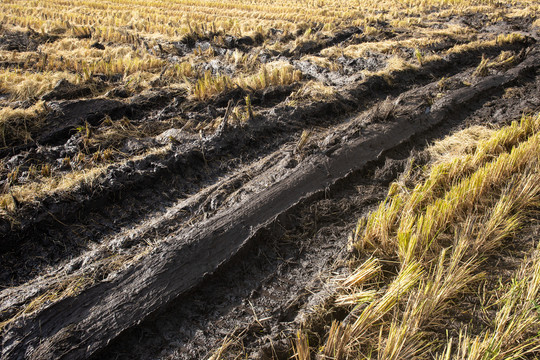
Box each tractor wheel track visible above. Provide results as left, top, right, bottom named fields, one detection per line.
left=2, top=45, right=538, bottom=360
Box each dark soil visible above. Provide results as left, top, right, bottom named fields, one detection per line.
left=0, top=30, right=57, bottom=52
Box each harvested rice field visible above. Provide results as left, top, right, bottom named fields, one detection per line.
left=0, top=0, right=539, bottom=359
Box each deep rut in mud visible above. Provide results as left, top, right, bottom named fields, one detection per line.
left=1, top=39, right=539, bottom=360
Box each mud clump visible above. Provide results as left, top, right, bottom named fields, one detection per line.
left=38, top=98, right=127, bottom=144
left=41, top=79, right=93, bottom=101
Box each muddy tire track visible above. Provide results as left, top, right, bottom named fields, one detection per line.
left=0, top=41, right=532, bottom=282
left=2, top=45, right=538, bottom=360
left=99, top=46, right=540, bottom=360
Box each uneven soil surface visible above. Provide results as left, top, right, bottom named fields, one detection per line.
left=1, top=15, right=539, bottom=360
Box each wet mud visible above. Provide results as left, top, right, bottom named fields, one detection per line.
left=0, top=17, right=539, bottom=360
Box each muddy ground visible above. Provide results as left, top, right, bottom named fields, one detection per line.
left=0, top=15, right=539, bottom=360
